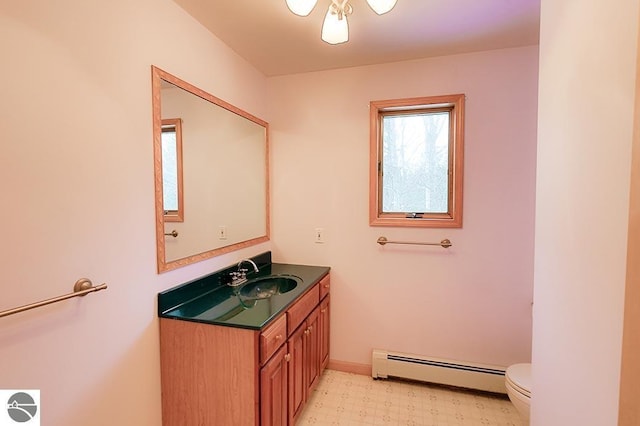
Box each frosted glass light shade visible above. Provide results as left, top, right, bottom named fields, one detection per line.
left=365, top=0, right=397, bottom=14
left=321, top=8, right=349, bottom=44
left=286, top=0, right=318, bottom=16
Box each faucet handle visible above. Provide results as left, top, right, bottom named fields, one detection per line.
left=229, top=271, right=245, bottom=286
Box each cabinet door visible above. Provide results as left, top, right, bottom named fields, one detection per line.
left=305, top=306, right=321, bottom=394
left=319, top=295, right=330, bottom=372
left=261, top=345, right=289, bottom=426
left=288, top=322, right=306, bottom=424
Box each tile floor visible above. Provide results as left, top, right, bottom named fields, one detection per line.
left=298, top=369, right=525, bottom=426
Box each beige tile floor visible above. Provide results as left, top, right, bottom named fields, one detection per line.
left=298, top=369, right=525, bottom=426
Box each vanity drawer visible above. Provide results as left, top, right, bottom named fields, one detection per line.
left=319, top=274, right=330, bottom=300
left=260, top=314, right=287, bottom=365
left=287, top=284, right=320, bottom=336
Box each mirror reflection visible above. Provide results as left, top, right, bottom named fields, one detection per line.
left=152, top=66, right=269, bottom=273
left=161, top=118, right=183, bottom=222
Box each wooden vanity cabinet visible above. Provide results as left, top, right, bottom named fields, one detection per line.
left=159, top=319, right=260, bottom=426
left=318, top=275, right=330, bottom=371
left=261, top=315, right=287, bottom=365
left=286, top=318, right=306, bottom=423
left=284, top=274, right=329, bottom=425
left=261, top=345, right=289, bottom=426
left=319, top=295, right=330, bottom=371
left=159, top=273, right=330, bottom=426
left=287, top=306, right=320, bottom=425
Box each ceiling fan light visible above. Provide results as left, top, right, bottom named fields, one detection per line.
left=321, top=7, right=349, bottom=44
left=365, top=0, right=397, bottom=15
left=286, top=0, right=318, bottom=16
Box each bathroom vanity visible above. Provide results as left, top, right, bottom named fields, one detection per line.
left=158, top=252, right=330, bottom=426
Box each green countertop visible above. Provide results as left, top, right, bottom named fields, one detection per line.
left=158, top=256, right=330, bottom=330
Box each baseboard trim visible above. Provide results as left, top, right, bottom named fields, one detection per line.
left=328, top=359, right=372, bottom=376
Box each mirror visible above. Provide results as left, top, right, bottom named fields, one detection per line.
left=152, top=66, right=269, bottom=273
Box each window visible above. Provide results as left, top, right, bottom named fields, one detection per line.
left=369, top=94, right=464, bottom=228
left=161, top=118, right=184, bottom=222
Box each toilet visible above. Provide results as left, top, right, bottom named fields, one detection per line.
left=505, top=363, right=531, bottom=422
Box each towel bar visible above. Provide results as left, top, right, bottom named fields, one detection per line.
left=0, top=278, right=107, bottom=318
left=376, top=236, right=452, bottom=248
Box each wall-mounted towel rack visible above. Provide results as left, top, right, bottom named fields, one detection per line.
left=376, top=236, right=452, bottom=248
left=164, top=230, right=178, bottom=237
left=0, top=278, right=107, bottom=318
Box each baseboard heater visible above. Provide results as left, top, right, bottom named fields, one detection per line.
left=371, top=349, right=507, bottom=394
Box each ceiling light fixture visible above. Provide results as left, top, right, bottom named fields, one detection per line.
left=285, top=0, right=319, bottom=16
left=285, top=0, right=398, bottom=45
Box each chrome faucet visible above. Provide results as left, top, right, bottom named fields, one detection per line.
left=229, top=258, right=259, bottom=286
left=237, top=258, right=259, bottom=274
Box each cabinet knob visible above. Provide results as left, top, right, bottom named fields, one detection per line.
left=275, top=334, right=282, bottom=341
left=304, top=329, right=310, bottom=336
left=308, top=325, right=313, bottom=331
left=320, top=308, right=326, bottom=313
left=284, top=353, right=291, bottom=362
left=324, top=284, right=330, bottom=288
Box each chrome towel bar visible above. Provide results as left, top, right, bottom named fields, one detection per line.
left=377, top=236, right=452, bottom=248
left=0, top=278, right=107, bottom=318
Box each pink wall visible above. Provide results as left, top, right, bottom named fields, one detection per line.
left=267, top=46, right=539, bottom=368
left=0, top=1, right=270, bottom=425
left=532, top=1, right=639, bottom=424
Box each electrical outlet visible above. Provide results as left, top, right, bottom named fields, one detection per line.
left=219, top=226, right=227, bottom=240
left=315, top=228, right=324, bottom=244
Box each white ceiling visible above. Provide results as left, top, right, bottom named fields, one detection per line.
left=172, top=0, right=540, bottom=77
